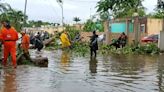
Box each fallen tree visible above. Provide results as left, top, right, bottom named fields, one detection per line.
left=43, top=38, right=54, bottom=46
left=17, top=52, right=48, bottom=67
left=30, top=38, right=54, bottom=49
left=17, top=46, right=49, bottom=67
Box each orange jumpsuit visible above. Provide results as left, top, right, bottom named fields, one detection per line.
left=21, top=34, right=30, bottom=53
left=1, top=27, right=18, bottom=67
left=0, top=33, right=2, bottom=40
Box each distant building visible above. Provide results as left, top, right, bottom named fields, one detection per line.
left=102, top=17, right=164, bottom=44
left=110, top=17, right=163, bottom=35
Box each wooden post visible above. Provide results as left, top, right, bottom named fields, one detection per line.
left=159, top=31, right=164, bottom=51
left=134, top=17, right=139, bottom=45
left=104, top=20, right=110, bottom=44
left=126, top=19, right=129, bottom=44
left=138, top=19, right=141, bottom=43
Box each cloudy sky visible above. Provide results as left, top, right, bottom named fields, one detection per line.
left=2, top=0, right=157, bottom=24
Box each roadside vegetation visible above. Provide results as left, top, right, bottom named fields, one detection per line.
left=45, top=25, right=160, bottom=56
left=0, top=1, right=163, bottom=57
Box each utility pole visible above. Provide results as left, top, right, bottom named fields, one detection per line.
left=23, top=0, right=27, bottom=25
left=61, top=4, right=64, bottom=27
left=158, top=0, right=164, bottom=31
left=24, top=0, right=27, bottom=27
left=158, top=0, right=164, bottom=51
left=57, top=0, right=64, bottom=27
left=133, top=12, right=139, bottom=46
left=90, top=8, right=91, bottom=19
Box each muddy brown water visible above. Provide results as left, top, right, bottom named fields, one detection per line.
left=0, top=50, right=164, bottom=92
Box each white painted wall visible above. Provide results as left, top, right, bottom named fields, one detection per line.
left=159, top=31, right=164, bottom=51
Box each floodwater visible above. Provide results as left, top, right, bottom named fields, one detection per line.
left=0, top=50, right=164, bottom=92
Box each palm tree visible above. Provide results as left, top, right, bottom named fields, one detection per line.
left=10, top=9, right=27, bottom=31
left=0, top=9, right=27, bottom=31
left=73, top=17, right=81, bottom=24
left=0, top=2, right=11, bottom=23
left=0, top=3, right=11, bottom=13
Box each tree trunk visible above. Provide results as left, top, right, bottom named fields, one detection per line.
left=17, top=51, right=48, bottom=67
left=43, top=38, right=54, bottom=46
left=17, top=54, right=48, bottom=67
left=29, top=38, right=54, bottom=49
left=104, top=20, right=111, bottom=44
left=31, top=57, right=48, bottom=67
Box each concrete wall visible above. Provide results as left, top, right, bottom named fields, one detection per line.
left=80, top=32, right=104, bottom=42
left=159, top=31, right=164, bottom=51
left=25, top=26, right=64, bottom=35
left=80, top=32, right=147, bottom=44
left=147, top=18, right=162, bottom=35
left=105, top=32, right=147, bottom=44
left=73, top=24, right=84, bottom=30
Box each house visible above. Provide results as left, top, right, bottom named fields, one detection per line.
left=104, top=17, right=163, bottom=44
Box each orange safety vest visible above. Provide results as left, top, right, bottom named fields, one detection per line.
left=1, top=27, right=18, bottom=42
left=21, top=34, right=30, bottom=52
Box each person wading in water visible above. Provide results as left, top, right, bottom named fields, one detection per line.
left=90, top=31, right=98, bottom=58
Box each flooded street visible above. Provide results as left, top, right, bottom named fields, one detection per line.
left=0, top=50, right=164, bottom=92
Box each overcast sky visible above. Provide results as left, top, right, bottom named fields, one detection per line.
left=1, top=0, right=157, bottom=24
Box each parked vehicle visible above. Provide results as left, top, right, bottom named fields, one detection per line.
left=141, top=34, right=159, bottom=43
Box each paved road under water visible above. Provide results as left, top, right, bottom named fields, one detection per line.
left=0, top=50, right=164, bottom=92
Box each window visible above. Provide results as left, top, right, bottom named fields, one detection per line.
left=140, top=24, right=145, bottom=32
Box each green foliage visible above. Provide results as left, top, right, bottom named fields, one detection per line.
left=148, top=10, right=164, bottom=18
left=0, top=6, right=26, bottom=32
left=100, top=43, right=160, bottom=55
left=65, top=25, right=80, bottom=41
left=148, top=0, right=164, bottom=18
left=45, top=39, right=90, bottom=57
left=71, top=42, right=90, bottom=57
left=83, top=19, right=96, bottom=32
left=136, top=43, right=160, bottom=54
left=96, top=0, right=145, bottom=18
left=116, top=8, right=146, bottom=18
left=0, top=3, right=11, bottom=12
left=83, top=19, right=104, bottom=32
left=45, top=40, right=160, bottom=57
left=157, top=0, right=164, bottom=10
left=99, top=11, right=110, bottom=21
left=45, top=37, right=60, bottom=50
left=25, top=20, right=53, bottom=27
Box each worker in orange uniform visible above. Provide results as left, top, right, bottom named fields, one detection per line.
left=0, top=20, right=18, bottom=68
left=20, top=31, right=31, bottom=61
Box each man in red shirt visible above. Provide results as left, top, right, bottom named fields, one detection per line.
left=0, top=20, right=18, bottom=68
